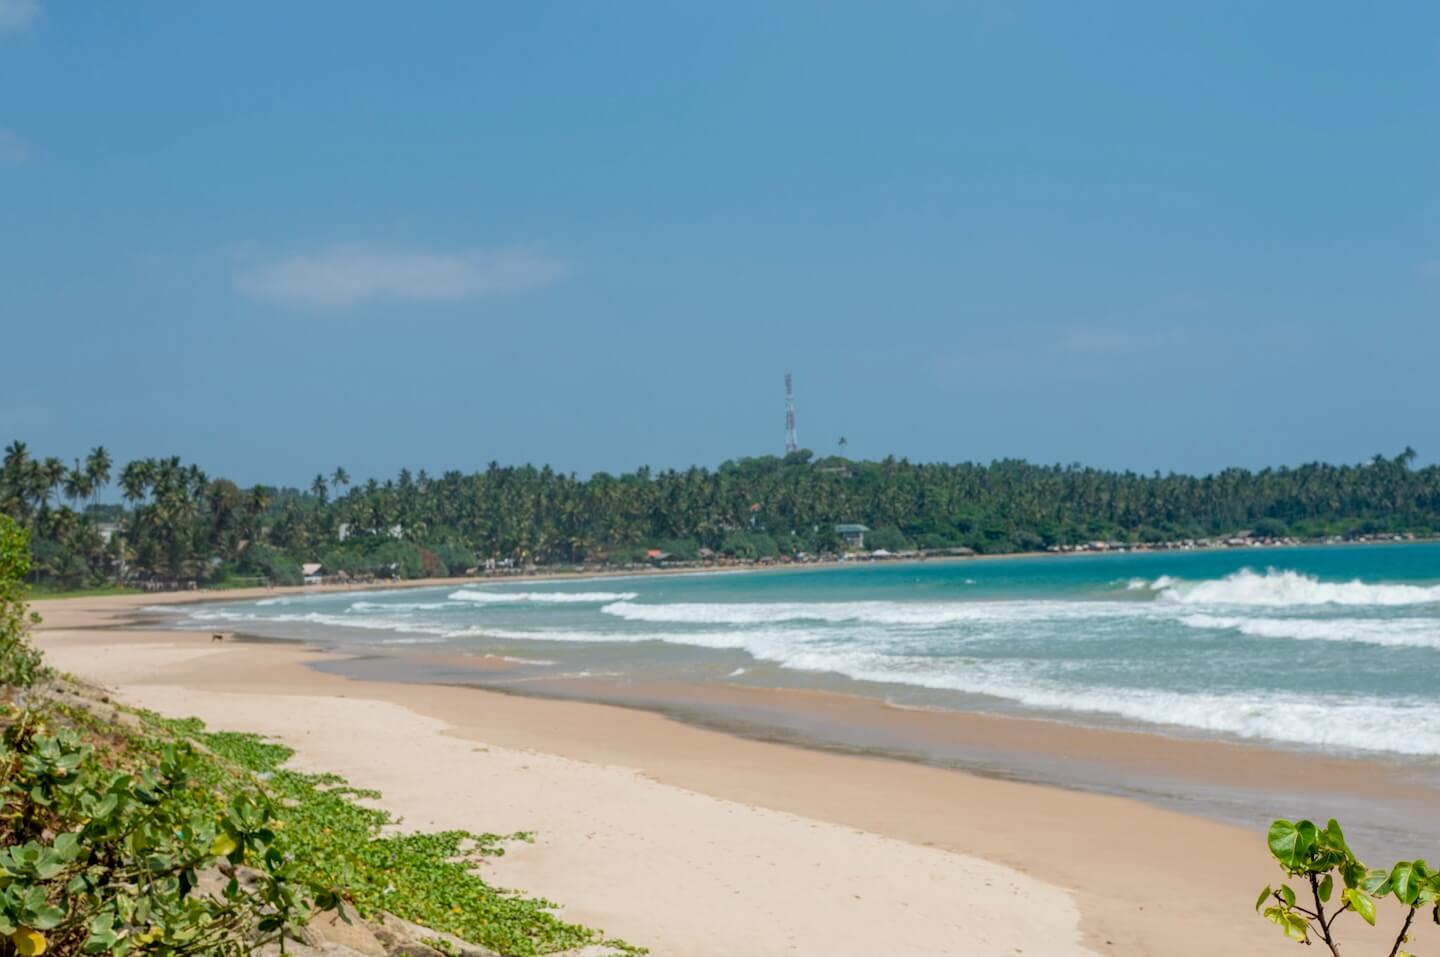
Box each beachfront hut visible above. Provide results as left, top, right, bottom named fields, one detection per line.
left=301, top=562, right=325, bottom=585
left=836, top=524, right=870, bottom=550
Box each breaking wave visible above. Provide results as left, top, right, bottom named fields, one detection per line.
left=449, top=590, right=638, bottom=604
left=175, top=552, right=1440, bottom=757
left=1148, top=568, right=1440, bottom=607
left=1179, top=614, right=1440, bottom=649
left=600, top=599, right=1155, bottom=627
left=350, top=600, right=462, bottom=612
left=460, top=624, right=1440, bottom=756
left=186, top=607, right=448, bottom=640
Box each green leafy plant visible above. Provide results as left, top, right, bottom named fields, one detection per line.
left=0, top=711, right=345, bottom=957
left=0, top=516, right=44, bottom=688
left=1, top=516, right=638, bottom=955
left=1257, top=817, right=1438, bottom=956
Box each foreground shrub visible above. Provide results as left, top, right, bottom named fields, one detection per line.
left=0, top=715, right=340, bottom=956
left=1257, top=817, right=1437, bottom=955
left=0, top=516, right=45, bottom=688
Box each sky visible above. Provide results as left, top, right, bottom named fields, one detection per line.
left=2, top=1, right=1438, bottom=487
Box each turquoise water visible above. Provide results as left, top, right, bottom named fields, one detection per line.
left=176, top=543, right=1440, bottom=759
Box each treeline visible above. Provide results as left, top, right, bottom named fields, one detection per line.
left=4, top=439, right=1439, bottom=589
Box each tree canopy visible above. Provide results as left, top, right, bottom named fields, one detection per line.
left=3, top=438, right=1438, bottom=588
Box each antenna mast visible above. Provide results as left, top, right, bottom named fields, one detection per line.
left=784, top=373, right=799, bottom=455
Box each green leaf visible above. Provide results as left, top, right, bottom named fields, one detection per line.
left=1282, top=913, right=1309, bottom=943
left=50, top=833, right=79, bottom=859
left=1255, top=885, right=1272, bottom=912
left=1343, top=888, right=1377, bottom=926
left=1279, top=884, right=1296, bottom=907
left=1393, top=862, right=1422, bottom=906
left=1362, top=868, right=1393, bottom=896
left=1323, top=819, right=1351, bottom=855
left=1318, top=874, right=1333, bottom=903
left=1268, top=820, right=1301, bottom=867
left=1268, top=819, right=1321, bottom=871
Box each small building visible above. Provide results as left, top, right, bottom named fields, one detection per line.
left=836, top=523, right=870, bottom=550
left=96, top=522, right=123, bottom=544
left=301, top=562, right=325, bottom=585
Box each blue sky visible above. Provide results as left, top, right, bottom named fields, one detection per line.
left=2, top=1, right=1438, bottom=486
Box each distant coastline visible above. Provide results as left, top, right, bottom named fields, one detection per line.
left=81, top=529, right=1440, bottom=600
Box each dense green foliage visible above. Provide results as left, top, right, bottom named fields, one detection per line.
left=6, top=437, right=1440, bottom=588
left=0, top=521, right=634, bottom=956
left=152, top=718, right=637, bottom=955
left=0, top=716, right=340, bottom=956
left=0, top=705, right=635, bottom=957
left=1257, top=817, right=1437, bottom=955
left=0, top=516, right=44, bottom=688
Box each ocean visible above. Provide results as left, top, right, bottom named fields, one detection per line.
left=169, top=542, right=1440, bottom=762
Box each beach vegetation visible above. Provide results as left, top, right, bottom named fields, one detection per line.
left=7, top=439, right=1440, bottom=590
left=1257, top=816, right=1437, bottom=955
left=0, top=516, right=45, bottom=688
left=0, top=520, right=640, bottom=955
left=720, top=531, right=778, bottom=560
left=863, top=527, right=911, bottom=552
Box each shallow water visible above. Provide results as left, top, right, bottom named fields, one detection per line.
left=166, top=542, right=1440, bottom=761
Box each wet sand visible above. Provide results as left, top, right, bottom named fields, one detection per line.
left=32, top=589, right=1439, bottom=956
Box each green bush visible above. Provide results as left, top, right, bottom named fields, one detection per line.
left=1252, top=517, right=1291, bottom=539
left=655, top=539, right=700, bottom=562
left=430, top=543, right=475, bottom=576
left=0, top=719, right=338, bottom=956
left=237, top=544, right=302, bottom=587
left=0, top=516, right=44, bottom=688
left=864, top=527, right=910, bottom=552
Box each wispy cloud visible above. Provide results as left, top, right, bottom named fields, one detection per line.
left=233, top=243, right=568, bottom=312
left=0, top=130, right=29, bottom=164
left=0, top=0, right=40, bottom=32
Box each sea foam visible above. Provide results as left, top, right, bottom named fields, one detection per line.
left=599, top=599, right=1156, bottom=627
left=449, top=589, right=638, bottom=604
left=1179, top=614, right=1440, bottom=649
left=1150, top=568, right=1440, bottom=607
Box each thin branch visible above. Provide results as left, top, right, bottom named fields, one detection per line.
left=1386, top=906, right=1417, bottom=957
left=1322, top=899, right=1351, bottom=933
left=1307, top=873, right=1343, bottom=957
left=1271, top=889, right=1319, bottom=920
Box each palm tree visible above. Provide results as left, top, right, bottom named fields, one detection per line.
left=63, top=462, right=91, bottom=507
left=244, top=486, right=272, bottom=542
left=38, top=457, right=65, bottom=509
left=3, top=440, right=28, bottom=474
left=85, top=446, right=112, bottom=507
left=311, top=474, right=329, bottom=506
left=331, top=466, right=350, bottom=491
left=118, top=460, right=152, bottom=505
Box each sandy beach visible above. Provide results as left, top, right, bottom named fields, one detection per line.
left=32, top=589, right=1437, bottom=957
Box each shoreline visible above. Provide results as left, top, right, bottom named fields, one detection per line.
left=87, top=571, right=1440, bottom=857
left=308, top=648, right=1440, bottom=862
left=32, top=590, right=1439, bottom=955
left=38, top=533, right=1438, bottom=606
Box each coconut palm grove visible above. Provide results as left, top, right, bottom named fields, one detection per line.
left=3, top=439, right=1438, bottom=590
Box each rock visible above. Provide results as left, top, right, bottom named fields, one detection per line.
left=368, top=914, right=500, bottom=957
left=304, top=913, right=388, bottom=957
